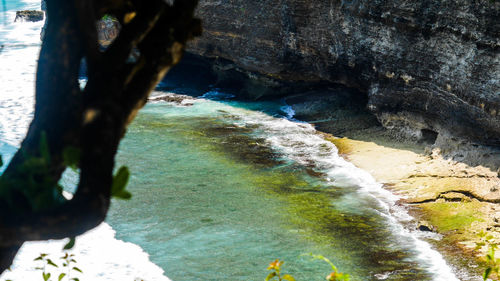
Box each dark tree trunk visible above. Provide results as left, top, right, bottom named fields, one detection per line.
left=0, top=0, right=200, bottom=273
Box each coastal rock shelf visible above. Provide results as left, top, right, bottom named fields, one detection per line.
left=14, top=10, right=44, bottom=22
left=187, top=0, right=500, bottom=146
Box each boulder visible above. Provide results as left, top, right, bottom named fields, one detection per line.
left=417, top=221, right=435, bottom=232
left=15, top=10, right=44, bottom=22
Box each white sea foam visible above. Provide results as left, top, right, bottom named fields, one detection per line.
left=279, top=104, right=296, bottom=119
left=0, top=1, right=171, bottom=280
left=0, top=0, right=462, bottom=278
left=0, top=14, right=41, bottom=146
left=0, top=224, right=171, bottom=281
left=199, top=96, right=461, bottom=281
left=200, top=90, right=235, bottom=100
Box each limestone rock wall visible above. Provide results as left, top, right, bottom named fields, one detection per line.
left=188, top=0, right=500, bottom=146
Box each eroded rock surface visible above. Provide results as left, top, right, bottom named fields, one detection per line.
left=15, top=10, right=44, bottom=22
left=188, top=0, right=500, bottom=146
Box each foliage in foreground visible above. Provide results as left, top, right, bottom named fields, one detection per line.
left=34, top=251, right=82, bottom=281
left=265, top=254, right=349, bottom=281
left=3, top=247, right=82, bottom=281
left=0, top=145, right=132, bottom=210
left=0, top=0, right=201, bottom=272
left=476, top=231, right=500, bottom=281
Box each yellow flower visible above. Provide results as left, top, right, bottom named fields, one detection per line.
left=326, top=272, right=337, bottom=281
left=267, top=259, right=283, bottom=270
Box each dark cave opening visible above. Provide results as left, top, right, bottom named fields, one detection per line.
left=421, top=128, right=438, bottom=144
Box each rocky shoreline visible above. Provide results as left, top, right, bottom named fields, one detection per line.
left=160, top=49, right=500, bottom=274
left=328, top=133, right=498, bottom=266
left=150, top=89, right=500, bottom=277
left=285, top=91, right=500, bottom=277
left=45, top=0, right=500, bottom=276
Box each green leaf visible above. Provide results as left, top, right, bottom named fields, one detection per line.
left=338, top=273, right=351, bottom=281
left=34, top=256, right=43, bottom=261
left=58, top=273, right=66, bottom=281
left=63, top=237, right=75, bottom=250
left=483, top=267, right=492, bottom=281
left=72, top=266, right=83, bottom=273
left=47, top=258, right=58, bottom=267
left=70, top=278, right=80, bottom=281
left=113, top=190, right=132, bottom=200
left=39, top=131, right=50, bottom=164
left=488, top=247, right=496, bottom=260
left=43, top=272, right=51, bottom=281
left=111, top=166, right=131, bottom=199
left=265, top=271, right=277, bottom=281
left=282, top=274, right=296, bottom=281
left=62, top=147, right=80, bottom=170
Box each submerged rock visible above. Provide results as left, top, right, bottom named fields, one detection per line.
left=15, top=10, right=44, bottom=22
left=417, top=221, right=434, bottom=232
left=148, top=93, right=195, bottom=106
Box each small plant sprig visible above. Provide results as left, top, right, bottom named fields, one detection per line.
left=34, top=253, right=58, bottom=281
left=265, top=259, right=295, bottom=281
left=59, top=252, right=82, bottom=281
left=34, top=249, right=83, bottom=281
left=303, top=253, right=350, bottom=281
left=476, top=231, right=500, bottom=281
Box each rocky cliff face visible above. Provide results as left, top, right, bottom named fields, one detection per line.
left=187, top=0, right=500, bottom=146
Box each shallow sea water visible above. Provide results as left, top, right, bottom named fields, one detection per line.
left=107, top=98, right=459, bottom=280
left=0, top=1, right=463, bottom=280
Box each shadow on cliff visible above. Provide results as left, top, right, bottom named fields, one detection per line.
left=161, top=53, right=500, bottom=175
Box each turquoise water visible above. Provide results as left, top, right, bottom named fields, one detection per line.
left=0, top=0, right=30, bottom=26
left=0, top=0, right=463, bottom=279
left=106, top=99, right=447, bottom=280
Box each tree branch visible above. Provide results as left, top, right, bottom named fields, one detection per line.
left=0, top=0, right=200, bottom=273
left=103, top=1, right=165, bottom=69
left=75, top=0, right=101, bottom=74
